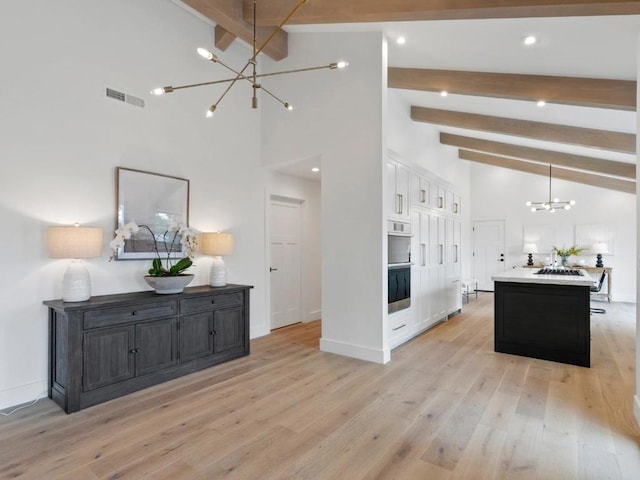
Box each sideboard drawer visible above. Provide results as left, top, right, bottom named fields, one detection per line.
left=83, top=301, right=178, bottom=329
left=180, top=292, right=243, bottom=314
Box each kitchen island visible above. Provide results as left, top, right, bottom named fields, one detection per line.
left=492, top=268, right=594, bottom=367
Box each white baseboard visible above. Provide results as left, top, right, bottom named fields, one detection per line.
left=250, top=324, right=270, bottom=340
left=634, top=395, right=640, bottom=428
left=0, top=379, right=48, bottom=412
left=307, top=309, right=321, bottom=322
left=320, top=337, right=390, bottom=364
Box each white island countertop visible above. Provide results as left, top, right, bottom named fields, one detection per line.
left=492, top=268, right=594, bottom=287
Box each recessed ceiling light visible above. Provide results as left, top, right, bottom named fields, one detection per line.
left=397, top=37, right=406, bottom=45
left=537, top=100, right=546, bottom=107
left=440, top=90, right=448, bottom=97
left=311, top=167, right=320, bottom=173
left=524, top=35, right=538, bottom=46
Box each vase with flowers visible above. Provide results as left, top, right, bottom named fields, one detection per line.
left=552, top=245, right=584, bottom=267
left=110, top=220, right=197, bottom=293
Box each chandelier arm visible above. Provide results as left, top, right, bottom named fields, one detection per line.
left=252, top=0, right=308, bottom=61
left=260, top=85, right=289, bottom=108
left=254, top=64, right=337, bottom=78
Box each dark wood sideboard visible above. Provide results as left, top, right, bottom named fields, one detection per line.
left=44, top=284, right=252, bottom=413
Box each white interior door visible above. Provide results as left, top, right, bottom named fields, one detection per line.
left=472, top=220, right=505, bottom=291
left=270, top=199, right=302, bottom=330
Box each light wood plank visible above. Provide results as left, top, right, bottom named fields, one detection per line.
left=182, top=0, right=288, bottom=60
left=459, top=149, right=637, bottom=194
left=1, top=294, right=638, bottom=479
left=412, top=107, right=636, bottom=153
left=244, top=0, right=640, bottom=25
left=441, top=133, right=636, bottom=179
left=390, top=68, right=636, bottom=111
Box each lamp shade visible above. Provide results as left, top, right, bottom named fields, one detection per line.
left=523, top=243, right=538, bottom=254
left=591, top=242, right=609, bottom=255
left=47, top=226, right=103, bottom=259
left=200, top=232, right=234, bottom=256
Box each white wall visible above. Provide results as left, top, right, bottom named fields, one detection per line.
left=0, top=0, right=267, bottom=409
left=469, top=162, right=636, bottom=301
left=261, top=32, right=388, bottom=363
left=635, top=33, right=640, bottom=428
left=266, top=171, right=322, bottom=326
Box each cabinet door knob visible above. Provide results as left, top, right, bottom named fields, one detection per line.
left=211, top=300, right=216, bottom=304
left=131, top=311, right=137, bottom=316
left=209, top=330, right=215, bottom=335
left=130, top=348, right=137, bottom=354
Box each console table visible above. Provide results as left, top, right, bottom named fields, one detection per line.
left=44, top=284, right=252, bottom=413
left=523, top=265, right=612, bottom=302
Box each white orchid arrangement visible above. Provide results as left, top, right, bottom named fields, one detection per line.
left=110, top=220, right=197, bottom=277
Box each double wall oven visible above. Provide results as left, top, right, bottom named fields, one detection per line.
left=388, top=220, right=411, bottom=313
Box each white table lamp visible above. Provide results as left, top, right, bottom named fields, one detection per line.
left=200, top=232, right=234, bottom=287
left=48, top=225, right=103, bottom=302
left=591, top=242, right=608, bottom=267
left=523, top=242, right=538, bottom=266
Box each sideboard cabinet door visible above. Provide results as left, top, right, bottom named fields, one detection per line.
left=83, top=325, right=135, bottom=391
left=180, top=312, right=214, bottom=363
left=213, top=306, right=244, bottom=354
left=135, top=318, right=178, bottom=376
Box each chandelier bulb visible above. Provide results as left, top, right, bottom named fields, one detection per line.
left=206, top=105, right=216, bottom=118
left=525, top=201, right=532, bottom=206
left=570, top=200, right=576, bottom=205
left=544, top=204, right=550, bottom=210
left=564, top=205, right=571, bottom=210
left=531, top=207, right=536, bottom=212
left=284, top=102, right=293, bottom=111
left=151, top=88, right=165, bottom=96
left=553, top=197, right=560, bottom=203
left=336, top=61, right=349, bottom=69
left=197, top=47, right=215, bottom=61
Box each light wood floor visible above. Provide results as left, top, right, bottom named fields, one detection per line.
left=1, top=293, right=639, bottom=479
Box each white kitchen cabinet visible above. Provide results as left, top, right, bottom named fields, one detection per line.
left=387, top=160, right=410, bottom=220
left=411, top=173, right=431, bottom=209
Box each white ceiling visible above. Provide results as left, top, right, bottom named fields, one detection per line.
left=275, top=15, right=640, bottom=182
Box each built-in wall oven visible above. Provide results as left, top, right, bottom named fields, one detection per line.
left=388, top=220, right=412, bottom=313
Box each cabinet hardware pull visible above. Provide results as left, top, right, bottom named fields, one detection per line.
left=396, top=194, right=402, bottom=214
left=270, top=267, right=278, bottom=272
left=438, top=196, right=443, bottom=209
left=209, top=331, right=214, bottom=335
left=132, top=311, right=137, bottom=316
left=420, top=189, right=426, bottom=203
left=211, top=300, right=216, bottom=304
left=392, top=324, right=406, bottom=331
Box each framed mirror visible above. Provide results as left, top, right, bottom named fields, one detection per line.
left=114, top=167, right=190, bottom=260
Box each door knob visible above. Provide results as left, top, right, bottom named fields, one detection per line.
left=270, top=267, right=278, bottom=272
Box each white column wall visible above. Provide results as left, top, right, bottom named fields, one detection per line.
left=262, top=32, right=388, bottom=363
left=0, top=0, right=265, bottom=409
left=634, top=33, right=640, bottom=428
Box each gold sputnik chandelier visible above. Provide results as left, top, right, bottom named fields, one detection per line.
left=151, top=0, right=348, bottom=116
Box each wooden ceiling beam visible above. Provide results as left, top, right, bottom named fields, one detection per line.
left=459, top=149, right=636, bottom=194
left=441, top=133, right=636, bottom=178
left=243, top=0, right=640, bottom=26
left=214, top=25, right=237, bottom=51
left=411, top=107, right=636, bottom=154
left=389, top=68, right=636, bottom=111
left=182, top=0, right=288, bottom=60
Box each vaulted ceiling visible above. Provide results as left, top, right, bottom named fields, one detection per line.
left=177, top=0, right=639, bottom=191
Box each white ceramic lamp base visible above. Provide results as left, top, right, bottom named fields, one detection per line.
left=62, top=260, right=91, bottom=302
left=210, top=256, right=227, bottom=287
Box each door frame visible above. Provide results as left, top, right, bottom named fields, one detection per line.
left=472, top=219, right=506, bottom=291
left=265, top=194, right=305, bottom=332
